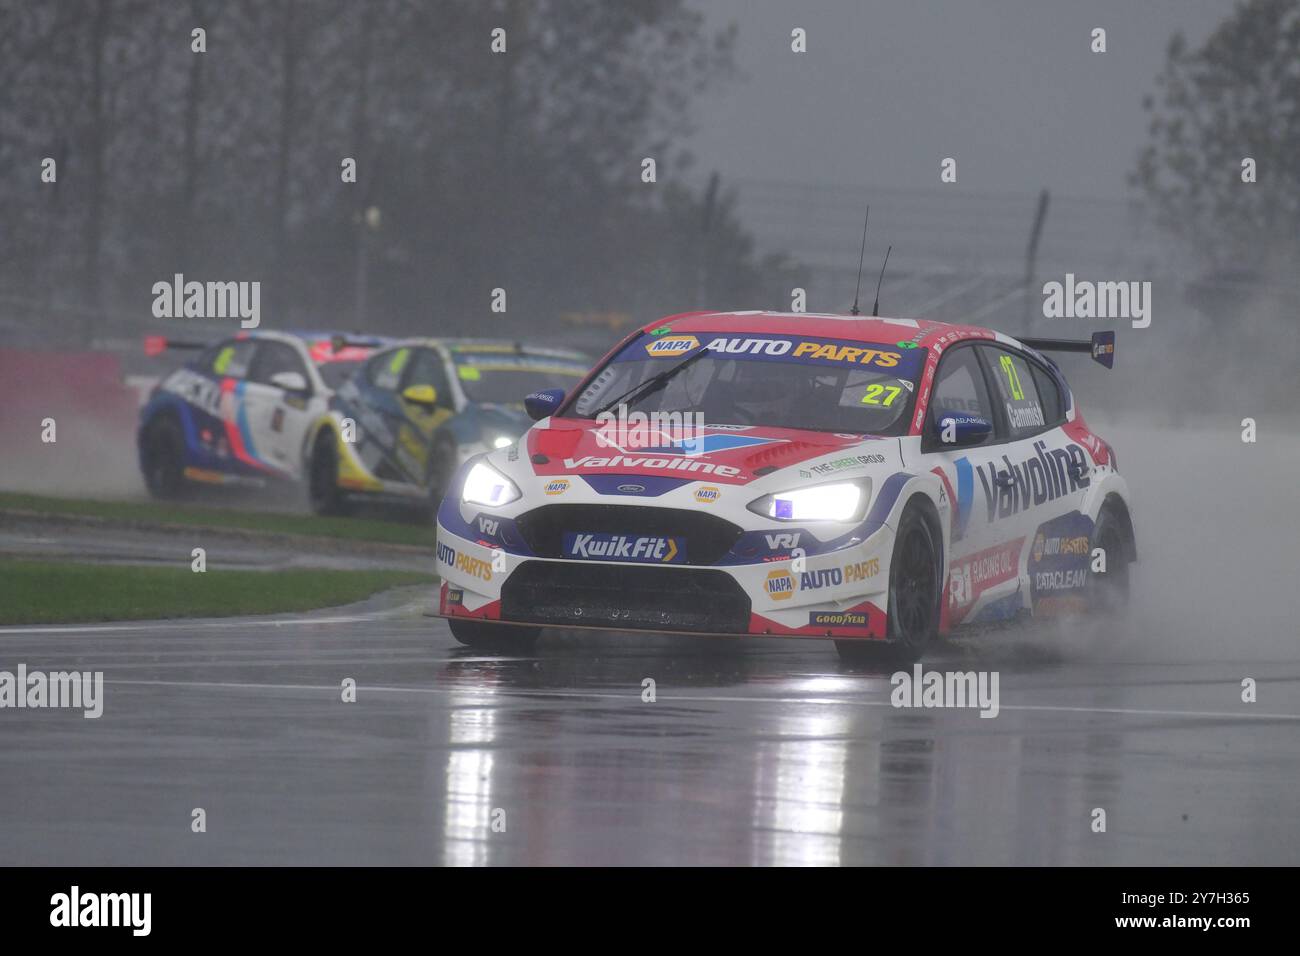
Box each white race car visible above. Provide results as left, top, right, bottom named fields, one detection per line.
left=435, top=311, right=1135, bottom=661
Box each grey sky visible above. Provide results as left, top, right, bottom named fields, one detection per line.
left=687, top=0, right=1235, bottom=200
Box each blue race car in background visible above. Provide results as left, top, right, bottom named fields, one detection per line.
left=137, top=330, right=389, bottom=499
left=309, top=339, right=591, bottom=515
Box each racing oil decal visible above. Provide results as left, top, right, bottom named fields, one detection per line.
left=946, top=537, right=1024, bottom=627
left=563, top=533, right=686, bottom=564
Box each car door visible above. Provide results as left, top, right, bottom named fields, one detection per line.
left=204, top=337, right=262, bottom=473
left=977, top=344, right=1094, bottom=613
left=920, top=343, right=1022, bottom=626
left=243, top=339, right=318, bottom=478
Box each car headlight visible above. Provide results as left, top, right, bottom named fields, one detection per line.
left=747, top=480, right=870, bottom=523
left=461, top=461, right=521, bottom=507
left=491, top=435, right=514, bottom=449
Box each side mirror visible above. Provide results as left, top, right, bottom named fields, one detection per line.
left=270, top=370, right=309, bottom=393
left=402, top=384, right=438, bottom=407
left=524, top=387, right=566, bottom=421
left=933, top=411, right=992, bottom=447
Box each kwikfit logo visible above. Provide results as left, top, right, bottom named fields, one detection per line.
left=564, top=533, right=683, bottom=563
left=975, top=441, right=1090, bottom=521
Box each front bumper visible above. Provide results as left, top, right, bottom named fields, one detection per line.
left=434, top=518, right=894, bottom=641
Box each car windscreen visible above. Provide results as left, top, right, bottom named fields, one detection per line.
left=316, top=358, right=366, bottom=390
left=567, top=332, right=927, bottom=435
left=453, top=354, right=588, bottom=404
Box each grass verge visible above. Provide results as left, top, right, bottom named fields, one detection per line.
left=0, top=491, right=434, bottom=549
left=0, top=559, right=433, bottom=625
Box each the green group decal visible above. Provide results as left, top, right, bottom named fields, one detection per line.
left=896, top=341, right=919, bottom=349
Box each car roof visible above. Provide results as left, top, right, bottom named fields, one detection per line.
left=394, top=337, right=590, bottom=361
left=644, top=310, right=995, bottom=348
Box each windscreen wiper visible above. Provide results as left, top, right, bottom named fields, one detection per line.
left=591, top=346, right=712, bottom=418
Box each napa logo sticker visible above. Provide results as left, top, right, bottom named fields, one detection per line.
left=644, top=334, right=699, bottom=358
left=765, top=569, right=796, bottom=601
left=694, top=485, right=721, bottom=504
left=544, top=479, right=570, bottom=496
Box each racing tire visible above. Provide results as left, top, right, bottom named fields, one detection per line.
left=427, top=436, right=459, bottom=510
left=307, top=431, right=354, bottom=517
left=141, top=415, right=190, bottom=500
left=1089, top=504, right=1131, bottom=614
left=417, top=436, right=459, bottom=524
left=836, top=504, right=941, bottom=665
left=448, top=619, right=541, bottom=652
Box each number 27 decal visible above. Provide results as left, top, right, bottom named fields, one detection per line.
left=861, top=383, right=902, bottom=406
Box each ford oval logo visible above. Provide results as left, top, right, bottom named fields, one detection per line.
left=617, top=483, right=646, bottom=494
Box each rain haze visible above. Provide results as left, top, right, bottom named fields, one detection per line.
left=0, top=0, right=1297, bottom=878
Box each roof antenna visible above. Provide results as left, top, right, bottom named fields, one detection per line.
left=848, top=207, right=869, bottom=316
left=871, top=245, right=892, bottom=317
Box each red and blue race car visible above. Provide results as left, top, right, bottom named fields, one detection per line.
left=434, top=310, right=1134, bottom=660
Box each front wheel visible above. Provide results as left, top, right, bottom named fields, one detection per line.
left=308, top=432, right=354, bottom=516
left=141, top=415, right=189, bottom=499
left=448, top=618, right=541, bottom=652
left=836, top=504, right=941, bottom=664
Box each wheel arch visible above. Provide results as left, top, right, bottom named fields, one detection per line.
left=1099, top=491, right=1137, bottom=564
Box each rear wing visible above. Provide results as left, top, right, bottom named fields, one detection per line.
left=1019, top=330, right=1115, bottom=369
left=143, top=335, right=207, bottom=357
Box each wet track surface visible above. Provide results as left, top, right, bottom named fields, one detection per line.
left=3, top=424, right=1299, bottom=865
left=2, top=589, right=1298, bottom=866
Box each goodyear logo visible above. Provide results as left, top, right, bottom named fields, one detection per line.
left=694, top=485, right=721, bottom=504
left=765, top=569, right=796, bottom=601
left=544, top=479, right=570, bottom=495
left=811, top=611, right=867, bottom=627
left=563, top=533, right=685, bottom=564
left=644, top=334, right=699, bottom=358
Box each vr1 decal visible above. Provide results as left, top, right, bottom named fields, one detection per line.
left=563, top=533, right=686, bottom=564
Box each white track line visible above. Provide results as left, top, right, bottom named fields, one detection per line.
left=0, top=604, right=430, bottom=636
left=97, top=678, right=1300, bottom=721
